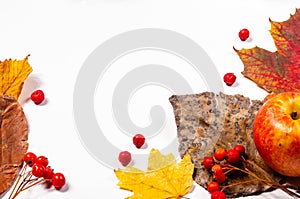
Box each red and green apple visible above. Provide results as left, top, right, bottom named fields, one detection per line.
left=253, top=92, right=300, bottom=177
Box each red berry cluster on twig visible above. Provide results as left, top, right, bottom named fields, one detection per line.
left=9, top=152, right=66, bottom=199
left=202, top=144, right=300, bottom=199
left=203, top=144, right=245, bottom=199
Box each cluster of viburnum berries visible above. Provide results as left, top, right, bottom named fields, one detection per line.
left=202, top=144, right=246, bottom=199
left=23, top=152, right=66, bottom=188
left=9, top=152, right=66, bottom=199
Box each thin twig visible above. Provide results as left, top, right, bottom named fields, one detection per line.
left=223, top=164, right=300, bottom=198
left=8, top=164, right=27, bottom=199
left=18, top=179, right=45, bottom=193
left=221, top=179, right=259, bottom=191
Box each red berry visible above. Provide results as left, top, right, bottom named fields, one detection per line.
left=214, top=172, right=226, bottom=184
left=35, top=156, right=49, bottom=167
left=32, top=164, right=46, bottom=178
left=133, top=134, right=145, bottom=148
left=212, top=164, right=223, bottom=176
left=214, top=148, right=227, bottom=161
left=238, top=28, right=250, bottom=41
left=207, top=181, right=220, bottom=193
left=31, top=89, right=45, bottom=105
left=203, top=156, right=215, bottom=170
left=43, top=166, right=54, bottom=179
left=118, top=151, right=132, bottom=166
left=211, top=191, right=226, bottom=199
left=226, top=149, right=241, bottom=164
left=234, top=145, right=245, bottom=155
left=23, top=152, right=37, bottom=167
left=52, top=173, right=66, bottom=188
left=223, top=73, right=236, bottom=86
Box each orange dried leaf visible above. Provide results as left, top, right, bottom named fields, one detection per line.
left=235, top=9, right=300, bottom=93
left=0, top=55, right=33, bottom=99
left=114, top=149, right=194, bottom=199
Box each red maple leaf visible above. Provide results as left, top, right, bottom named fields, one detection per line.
left=235, top=8, right=300, bottom=93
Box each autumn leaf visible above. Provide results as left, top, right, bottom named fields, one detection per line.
left=114, top=149, right=194, bottom=199
left=147, top=149, right=176, bottom=171
left=235, top=8, right=300, bottom=93
left=0, top=55, right=33, bottom=99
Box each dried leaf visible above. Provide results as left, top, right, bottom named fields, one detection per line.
left=0, top=55, right=33, bottom=99
left=235, top=9, right=300, bottom=93
left=0, top=95, right=28, bottom=195
left=114, top=149, right=194, bottom=199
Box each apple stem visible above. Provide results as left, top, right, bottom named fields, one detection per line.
left=291, top=112, right=298, bottom=120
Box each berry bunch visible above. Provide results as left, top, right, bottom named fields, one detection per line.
left=203, top=144, right=246, bottom=199
left=202, top=144, right=300, bottom=198
left=9, top=152, right=66, bottom=199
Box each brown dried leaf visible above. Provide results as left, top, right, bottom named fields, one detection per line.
left=0, top=95, right=28, bottom=195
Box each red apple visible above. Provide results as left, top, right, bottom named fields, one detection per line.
left=253, top=92, right=300, bottom=177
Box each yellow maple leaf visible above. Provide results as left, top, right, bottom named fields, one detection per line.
left=115, top=149, right=194, bottom=199
left=0, top=55, right=33, bottom=99
left=147, top=149, right=176, bottom=171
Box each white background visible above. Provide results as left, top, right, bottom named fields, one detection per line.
left=1, top=0, right=300, bottom=198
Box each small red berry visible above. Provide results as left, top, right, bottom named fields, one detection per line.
left=211, top=191, right=226, bottom=199
left=23, top=152, right=37, bottom=167
left=207, top=181, right=220, bottom=193
left=31, top=89, right=45, bottom=105
left=214, top=172, right=226, bottom=184
left=226, top=149, right=241, bottom=164
left=32, top=164, right=46, bottom=178
left=214, top=148, right=227, bottom=161
left=212, top=164, right=223, bottom=176
left=43, top=166, right=54, bottom=179
left=234, top=145, right=245, bottom=155
left=223, top=73, right=236, bottom=86
left=133, top=134, right=145, bottom=149
left=118, top=151, right=132, bottom=166
left=238, top=28, right=250, bottom=41
left=52, top=173, right=66, bottom=189
left=203, top=156, right=215, bottom=170
left=35, top=156, right=49, bottom=167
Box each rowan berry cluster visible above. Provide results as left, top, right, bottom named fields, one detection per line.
left=202, top=145, right=246, bottom=199
left=9, top=152, right=66, bottom=199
